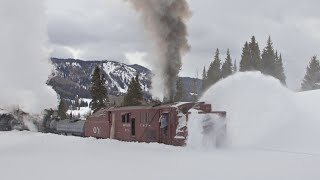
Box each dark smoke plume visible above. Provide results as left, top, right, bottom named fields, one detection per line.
left=128, top=0, right=191, bottom=102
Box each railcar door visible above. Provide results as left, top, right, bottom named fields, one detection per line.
left=131, top=118, right=136, bottom=136
left=159, top=113, right=170, bottom=144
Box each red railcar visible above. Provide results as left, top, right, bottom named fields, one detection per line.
left=84, top=102, right=226, bottom=146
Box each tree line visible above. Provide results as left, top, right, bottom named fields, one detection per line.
left=202, top=36, right=287, bottom=93
left=301, top=56, right=320, bottom=91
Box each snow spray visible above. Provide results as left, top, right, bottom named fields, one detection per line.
left=0, top=0, right=57, bottom=114
left=187, top=72, right=300, bottom=149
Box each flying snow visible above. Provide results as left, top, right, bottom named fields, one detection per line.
left=188, top=72, right=320, bottom=152
left=0, top=0, right=57, bottom=113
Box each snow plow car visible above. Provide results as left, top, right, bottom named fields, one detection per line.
left=84, top=102, right=227, bottom=147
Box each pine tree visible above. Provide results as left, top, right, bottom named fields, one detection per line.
left=202, top=66, right=207, bottom=91
left=75, top=95, right=79, bottom=110
left=133, top=73, right=143, bottom=104
left=301, top=56, right=320, bottom=91
left=123, top=77, right=136, bottom=106
left=261, top=36, right=277, bottom=77
left=90, top=66, right=109, bottom=112
left=174, top=78, right=184, bottom=102
left=221, top=49, right=233, bottom=78
left=123, top=73, right=143, bottom=106
left=240, top=42, right=252, bottom=71
left=275, top=53, right=287, bottom=85
left=207, top=48, right=221, bottom=87
left=99, top=73, right=110, bottom=107
left=191, top=78, right=198, bottom=102
left=58, top=98, right=68, bottom=119
left=233, top=59, right=238, bottom=73
left=249, top=36, right=261, bottom=70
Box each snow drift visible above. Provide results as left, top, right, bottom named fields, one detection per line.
left=188, top=72, right=320, bottom=153
left=0, top=0, right=57, bottom=114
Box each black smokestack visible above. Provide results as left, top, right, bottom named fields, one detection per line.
left=128, top=0, right=191, bottom=102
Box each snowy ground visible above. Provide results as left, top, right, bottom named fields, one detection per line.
left=1, top=131, right=319, bottom=180
left=1, top=72, right=320, bottom=180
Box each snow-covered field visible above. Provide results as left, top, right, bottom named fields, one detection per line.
left=0, top=131, right=319, bottom=180
left=1, top=72, right=320, bottom=180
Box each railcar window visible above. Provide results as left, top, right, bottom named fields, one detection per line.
left=121, top=113, right=130, bottom=123
left=122, top=114, right=125, bottom=123
left=126, top=114, right=130, bottom=123
left=140, top=112, right=149, bottom=124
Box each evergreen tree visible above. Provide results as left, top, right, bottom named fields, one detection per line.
left=90, top=66, right=109, bottom=112
left=174, top=78, right=184, bottom=102
left=123, top=77, right=136, bottom=106
left=191, top=78, right=198, bottom=102
left=133, top=73, right=143, bottom=104
left=233, top=59, right=238, bottom=73
left=58, top=98, right=68, bottom=119
left=202, top=66, right=208, bottom=91
left=249, top=36, right=261, bottom=70
left=207, top=48, right=221, bottom=87
left=99, top=73, right=110, bottom=107
left=123, top=73, right=143, bottom=106
left=301, top=56, right=320, bottom=91
left=275, top=53, right=287, bottom=85
left=261, top=36, right=277, bottom=77
left=240, top=42, right=252, bottom=71
left=221, top=49, right=233, bottom=78
left=75, top=95, right=79, bottom=110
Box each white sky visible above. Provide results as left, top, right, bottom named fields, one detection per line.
left=46, top=0, right=320, bottom=89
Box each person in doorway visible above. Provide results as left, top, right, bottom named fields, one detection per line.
left=160, top=113, right=168, bottom=135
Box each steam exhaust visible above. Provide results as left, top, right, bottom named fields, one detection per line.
left=128, top=0, right=191, bottom=102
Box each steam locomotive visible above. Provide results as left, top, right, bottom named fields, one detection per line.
left=0, top=102, right=227, bottom=147
left=0, top=108, right=85, bottom=136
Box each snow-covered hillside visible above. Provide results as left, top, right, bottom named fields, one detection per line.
left=1, top=72, right=320, bottom=180
left=49, top=58, right=151, bottom=99
left=49, top=58, right=202, bottom=101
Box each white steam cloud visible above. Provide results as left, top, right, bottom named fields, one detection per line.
left=0, top=0, right=57, bottom=114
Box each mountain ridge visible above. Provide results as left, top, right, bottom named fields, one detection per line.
left=48, top=58, right=202, bottom=102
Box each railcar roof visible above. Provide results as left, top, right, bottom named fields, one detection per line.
left=89, top=102, right=205, bottom=117
left=109, top=102, right=198, bottom=111
left=90, top=102, right=197, bottom=116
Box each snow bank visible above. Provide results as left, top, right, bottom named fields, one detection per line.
left=188, top=72, right=320, bottom=154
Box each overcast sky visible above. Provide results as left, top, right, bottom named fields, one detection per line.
left=46, top=0, right=320, bottom=89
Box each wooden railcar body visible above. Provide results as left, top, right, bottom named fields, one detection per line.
left=84, top=102, right=225, bottom=146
